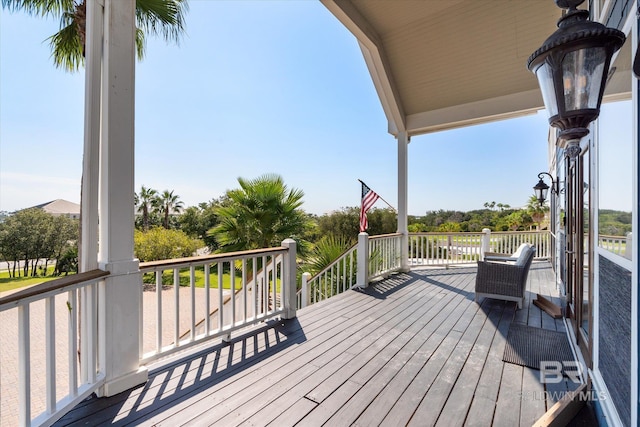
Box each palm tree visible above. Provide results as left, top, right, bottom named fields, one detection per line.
left=2, top=0, right=188, bottom=71
left=210, top=174, right=311, bottom=252
left=136, top=186, right=158, bottom=231
left=527, top=195, right=549, bottom=230
left=158, top=189, right=183, bottom=229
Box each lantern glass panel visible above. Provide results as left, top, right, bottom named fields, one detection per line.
left=562, top=47, right=607, bottom=111
left=535, top=186, right=549, bottom=203
left=535, top=62, right=559, bottom=116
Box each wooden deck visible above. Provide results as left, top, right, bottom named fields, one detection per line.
left=54, top=262, right=580, bottom=427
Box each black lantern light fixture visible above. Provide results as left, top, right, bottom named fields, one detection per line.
left=527, top=0, right=625, bottom=156
left=533, top=172, right=558, bottom=205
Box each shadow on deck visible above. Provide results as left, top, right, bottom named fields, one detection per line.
left=55, top=262, right=582, bottom=426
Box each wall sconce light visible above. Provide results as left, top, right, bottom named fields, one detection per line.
left=533, top=172, right=559, bottom=205
left=527, top=0, right=625, bottom=157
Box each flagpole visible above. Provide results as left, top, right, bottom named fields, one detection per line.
left=358, top=179, right=397, bottom=212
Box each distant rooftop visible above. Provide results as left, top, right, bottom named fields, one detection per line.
left=28, top=199, right=80, bottom=218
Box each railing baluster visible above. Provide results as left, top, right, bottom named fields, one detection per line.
left=68, top=290, right=78, bottom=397
left=88, top=282, right=97, bottom=383
left=190, top=266, right=196, bottom=341
left=231, top=261, right=236, bottom=326
left=156, top=270, right=162, bottom=352
left=262, top=256, right=268, bottom=315
left=45, top=296, right=56, bottom=415
left=242, top=259, right=247, bottom=322
left=252, top=257, right=257, bottom=319
left=18, top=304, right=30, bottom=427
left=218, top=262, right=224, bottom=330
left=139, top=278, right=143, bottom=359
left=274, top=256, right=279, bottom=310
left=174, top=269, right=180, bottom=346
left=205, top=263, right=211, bottom=335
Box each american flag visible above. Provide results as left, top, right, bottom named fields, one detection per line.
left=359, top=181, right=380, bottom=232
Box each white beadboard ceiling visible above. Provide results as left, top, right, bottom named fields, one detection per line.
left=321, top=0, right=631, bottom=136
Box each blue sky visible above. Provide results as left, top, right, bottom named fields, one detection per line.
left=0, top=1, right=627, bottom=216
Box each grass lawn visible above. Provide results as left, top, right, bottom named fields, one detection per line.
left=0, top=266, right=59, bottom=293
left=2, top=265, right=280, bottom=295
left=143, top=267, right=239, bottom=290
left=142, top=266, right=282, bottom=292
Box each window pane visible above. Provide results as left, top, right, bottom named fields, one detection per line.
left=598, top=100, right=632, bottom=258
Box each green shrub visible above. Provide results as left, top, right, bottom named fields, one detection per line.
left=134, top=227, right=203, bottom=262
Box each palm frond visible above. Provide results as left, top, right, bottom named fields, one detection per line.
left=136, top=27, right=145, bottom=60
left=135, top=0, right=187, bottom=44
left=48, top=14, right=83, bottom=71
left=1, top=0, right=74, bottom=17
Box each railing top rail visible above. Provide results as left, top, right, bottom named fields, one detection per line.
left=409, top=232, right=484, bottom=236
left=369, top=232, right=402, bottom=240
left=409, top=231, right=549, bottom=235
left=598, top=234, right=629, bottom=239
left=0, top=269, right=109, bottom=307
left=139, top=246, right=288, bottom=271
left=489, top=231, right=550, bottom=235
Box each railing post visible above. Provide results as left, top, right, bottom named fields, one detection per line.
left=481, top=228, right=491, bottom=260
left=357, top=232, right=369, bottom=288
left=282, top=239, right=297, bottom=319
left=625, top=232, right=632, bottom=260
left=301, top=272, right=311, bottom=308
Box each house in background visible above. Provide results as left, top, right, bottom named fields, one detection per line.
left=28, top=199, right=81, bottom=220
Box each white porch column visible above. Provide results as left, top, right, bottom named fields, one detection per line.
left=96, top=0, right=147, bottom=397
left=397, top=131, right=410, bottom=272
left=79, top=0, right=103, bottom=385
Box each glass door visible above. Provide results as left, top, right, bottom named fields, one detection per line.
left=565, top=146, right=592, bottom=367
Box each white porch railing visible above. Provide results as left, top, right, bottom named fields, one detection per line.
left=0, top=269, right=109, bottom=427
left=368, top=233, right=403, bottom=280
left=409, top=231, right=550, bottom=267
left=487, top=231, right=550, bottom=259
left=297, top=231, right=551, bottom=310
left=138, top=241, right=297, bottom=365
left=298, top=244, right=357, bottom=308
left=598, top=233, right=631, bottom=258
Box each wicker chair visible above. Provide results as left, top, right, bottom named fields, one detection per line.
left=474, top=245, right=535, bottom=309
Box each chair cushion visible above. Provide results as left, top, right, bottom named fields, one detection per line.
left=512, top=243, right=531, bottom=258
left=515, top=246, right=533, bottom=266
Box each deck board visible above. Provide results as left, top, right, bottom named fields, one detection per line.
left=54, top=262, right=576, bottom=427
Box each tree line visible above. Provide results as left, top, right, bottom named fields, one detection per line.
left=0, top=209, right=78, bottom=278
left=0, top=174, right=553, bottom=280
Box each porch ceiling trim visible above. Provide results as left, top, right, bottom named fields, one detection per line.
left=406, top=88, right=542, bottom=135
left=322, top=0, right=406, bottom=135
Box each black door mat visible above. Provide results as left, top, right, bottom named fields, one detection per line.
left=503, top=323, right=574, bottom=372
